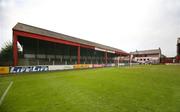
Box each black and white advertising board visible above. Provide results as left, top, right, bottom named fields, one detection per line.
left=10, top=66, right=49, bottom=73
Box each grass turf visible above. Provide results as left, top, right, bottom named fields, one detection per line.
left=0, top=65, right=180, bottom=112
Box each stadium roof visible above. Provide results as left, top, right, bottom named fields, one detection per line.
left=130, top=48, right=161, bottom=55
left=13, top=23, right=128, bottom=55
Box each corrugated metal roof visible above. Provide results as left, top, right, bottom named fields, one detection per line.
left=130, top=48, right=161, bottom=55
left=13, top=23, right=128, bottom=54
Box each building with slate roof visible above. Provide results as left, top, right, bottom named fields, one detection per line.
left=130, top=48, right=161, bottom=64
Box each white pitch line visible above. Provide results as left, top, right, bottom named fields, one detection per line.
left=0, top=81, right=13, bottom=106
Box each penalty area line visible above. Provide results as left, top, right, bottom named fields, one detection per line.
left=0, top=81, right=13, bottom=106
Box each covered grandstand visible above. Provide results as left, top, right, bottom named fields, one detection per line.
left=13, top=23, right=128, bottom=66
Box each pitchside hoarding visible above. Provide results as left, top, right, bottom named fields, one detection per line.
left=106, top=64, right=115, bottom=67
left=93, top=64, right=104, bottom=68
left=5, top=63, right=118, bottom=74
left=0, top=67, right=9, bottom=74
left=10, top=66, right=49, bottom=73
left=49, top=65, right=74, bottom=71
left=73, top=64, right=93, bottom=69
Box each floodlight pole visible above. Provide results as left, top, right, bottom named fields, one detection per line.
left=13, top=31, right=18, bottom=66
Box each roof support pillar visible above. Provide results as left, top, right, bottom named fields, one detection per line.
left=13, top=32, right=18, bottom=66
left=105, top=51, right=107, bottom=65
left=77, top=46, right=80, bottom=64
left=129, top=54, right=131, bottom=66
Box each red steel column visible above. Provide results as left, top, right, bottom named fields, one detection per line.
left=105, top=51, right=107, bottom=65
left=129, top=54, right=131, bottom=65
left=77, top=46, right=80, bottom=64
left=13, top=32, right=18, bottom=66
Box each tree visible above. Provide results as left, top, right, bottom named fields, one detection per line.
left=0, top=41, right=13, bottom=66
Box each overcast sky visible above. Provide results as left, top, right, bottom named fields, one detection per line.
left=1, top=0, right=180, bottom=56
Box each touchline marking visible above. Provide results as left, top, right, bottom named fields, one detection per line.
left=0, top=81, right=13, bottom=106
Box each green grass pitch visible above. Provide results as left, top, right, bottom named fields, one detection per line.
left=0, top=65, right=180, bottom=112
